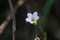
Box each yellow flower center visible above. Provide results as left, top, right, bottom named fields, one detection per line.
left=31, top=18, right=37, bottom=25
left=32, top=18, right=35, bottom=22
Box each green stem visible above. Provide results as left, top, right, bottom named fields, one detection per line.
left=30, top=26, right=38, bottom=40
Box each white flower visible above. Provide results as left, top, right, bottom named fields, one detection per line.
left=25, top=11, right=39, bottom=25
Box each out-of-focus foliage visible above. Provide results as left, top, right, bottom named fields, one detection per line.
left=0, top=20, right=12, bottom=40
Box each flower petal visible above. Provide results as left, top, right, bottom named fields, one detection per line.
left=25, top=18, right=31, bottom=22
left=25, top=18, right=34, bottom=24
left=29, top=21, right=34, bottom=24
left=33, top=11, right=38, bottom=16
left=27, top=13, right=32, bottom=19
left=33, top=12, right=39, bottom=20
left=34, top=16, right=39, bottom=20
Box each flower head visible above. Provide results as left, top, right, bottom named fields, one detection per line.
left=25, top=11, right=40, bottom=25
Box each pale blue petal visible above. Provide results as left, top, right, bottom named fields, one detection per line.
left=30, top=21, right=34, bottom=24
left=33, top=11, right=39, bottom=20
left=27, top=13, right=32, bottom=19
left=33, top=16, right=39, bottom=20
left=25, top=18, right=34, bottom=24
left=25, top=18, right=31, bottom=22
left=33, top=11, right=38, bottom=16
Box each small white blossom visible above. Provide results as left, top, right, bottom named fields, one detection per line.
left=25, top=11, right=39, bottom=25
